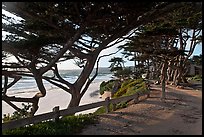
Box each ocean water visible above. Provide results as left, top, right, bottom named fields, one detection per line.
left=2, top=67, right=113, bottom=95
left=2, top=67, right=114, bottom=116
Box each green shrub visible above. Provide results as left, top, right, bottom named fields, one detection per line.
left=93, top=106, right=106, bottom=115
left=120, top=79, right=135, bottom=88
left=114, top=67, right=132, bottom=79
left=123, top=81, right=148, bottom=96
left=113, top=78, right=144, bottom=98
left=94, top=79, right=149, bottom=116
left=93, top=102, right=128, bottom=115
left=124, top=86, right=139, bottom=96
left=99, top=80, right=117, bottom=95
left=116, top=101, right=128, bottom=109
left=2, top=114, right=97, bottom=135
left=191, top=75, right=202, bottom=81
left=3, top=103, right=32, bottom=123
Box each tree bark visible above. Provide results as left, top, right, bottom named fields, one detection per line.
left=160, top=60, right=168, bottom=100
left=68, top=88, right=81, bottom=108
left=67, top=51, right=100, bottom=109
left=167, top=61, right=173, bottom=82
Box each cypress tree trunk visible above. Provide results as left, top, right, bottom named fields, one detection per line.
left=167, top=60, right=173, bottom=82
left=176, top=68, right=182, bottom=85
left=167, top=67, right=172, bottom=82
left=67, top=51, right=99, bottom=110
left=170, top=69, right=175, bottom=82
left=181, top=64, right=188, bottom=83
left=31, top=67, right=47, bottom=116
left=160, top=60, right=168, bottom=100
left=68, top=90, right=81, bottom=108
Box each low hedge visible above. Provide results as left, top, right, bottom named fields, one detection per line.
left=2, top=114, right=97, bottom=135
left=99, top=80, right=115, bottom=95
left=113, top=78, right=144, bottom=98
left=94, top=78, right=149, bottom=115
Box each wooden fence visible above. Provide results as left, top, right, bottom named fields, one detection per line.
left=2, top=92, right=150, bottom=131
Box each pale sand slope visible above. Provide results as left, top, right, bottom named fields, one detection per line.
left=79, top=84, right=202, bottom=135
left=2, top=82, right=103, bottom=117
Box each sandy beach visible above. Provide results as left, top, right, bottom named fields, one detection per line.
left=2, top=81, right=103, bottom=117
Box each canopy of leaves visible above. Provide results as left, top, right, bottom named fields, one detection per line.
left=108, top=57, right=125, bottom=72
left=3, top=2, right=200, bottom=72
left=2, top=2, right=159, bottom=66
left=120, top=2, right=202, bottom=63
left=190, top=54, right=202, bottom=66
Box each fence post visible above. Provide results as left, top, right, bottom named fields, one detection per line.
left=53, top=106, right=60, bottom=122
left=105, top=97, right=110, bottom=113
left=147, top=91, right=150, bottom=98
left=147, top=82, right=151, bottom=98
left=112, top=103, right=117, bottom=111
left=133, top=93, right=139, bottom=104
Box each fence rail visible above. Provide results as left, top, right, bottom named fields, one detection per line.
left=2, top=91, right=149, bottom=131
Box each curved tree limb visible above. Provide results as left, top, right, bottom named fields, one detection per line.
left=80, top=48, right=121, bottom=96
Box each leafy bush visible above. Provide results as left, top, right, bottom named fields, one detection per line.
left=120, top=79, right=135, bottom=88
left=114, top=67, right=132, bottom=79
left=191, top=75, right=202, bottom=81
left=113, top=78, right=144, bottom=98
left=94, top=79, right=149, bottom=115
left=93, top=106, right=106, bottom=115
left=116, top=101, right=128, bottom=109
left=93, top=102, right=128, bottom=115
left=125, top=82, right=149, bottom=96
left=99, top=80, right=117, bottom=95
left=3, top=114, right=97, bottom=135
left=3, top=103, right=32, bottom=123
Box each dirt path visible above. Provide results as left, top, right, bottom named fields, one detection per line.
left=79, top=84, right=202, bottom=135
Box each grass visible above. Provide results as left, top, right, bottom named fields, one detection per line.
left=2, top=113, right=97, bottom=135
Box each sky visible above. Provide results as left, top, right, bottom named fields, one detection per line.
left=56, top=43, right=202, bottom=70
left=4, top=38, right=202, bottom=70
left=57, top=43, right=134, bottom=70
left=2, top=9, right=202, bottom=70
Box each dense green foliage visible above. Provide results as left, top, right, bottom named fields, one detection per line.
left=99, top=78, right=149, bottom=98
left=114, top=67, right=133, bottom=79
left=189, top=54, right=202, bottom=66
left=3, top=103, right=32, bottom=123
left=3, top=114, right=97, bottom=135
left=113, top=78, right=144, bottom=98
left=95, top=78, right=149, bottom=115
left=125, top=82, right=149, bottom=96
left=120, top=79, right=135, bottom=88
left=93, top=102, right=128, bottom=115
left=189, top=75, right=202, bottom=81
left=99, top=80, right=116, bottom=95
